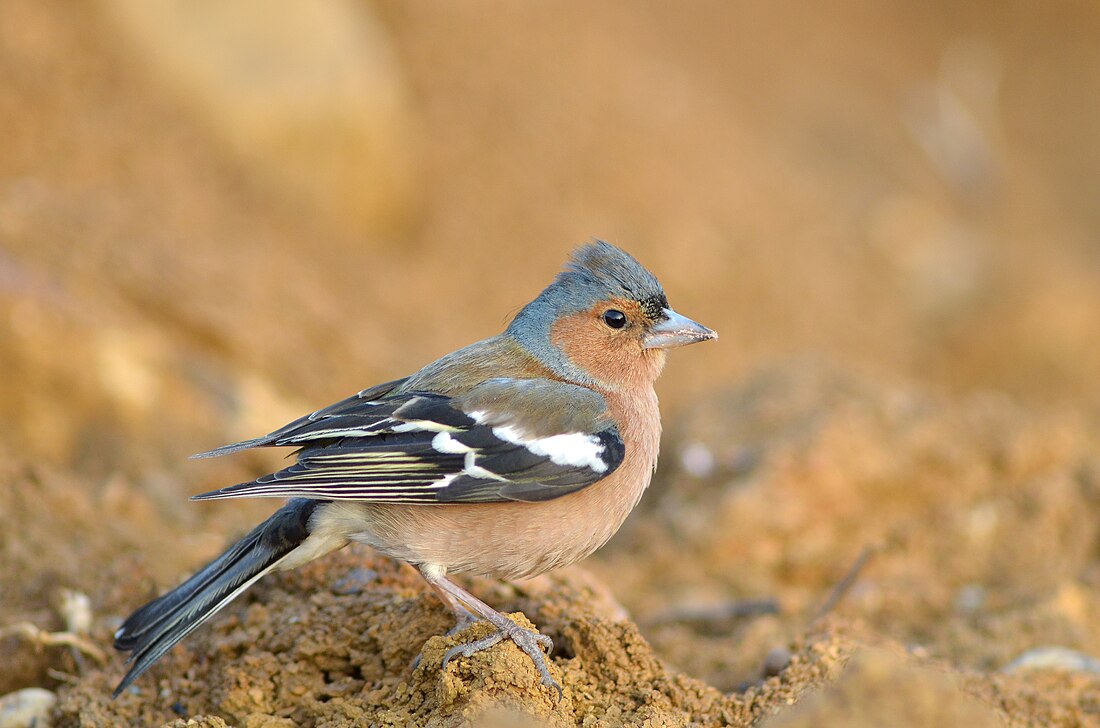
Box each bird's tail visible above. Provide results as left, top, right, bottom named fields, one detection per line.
left=112, top=499, right=323, bottom=697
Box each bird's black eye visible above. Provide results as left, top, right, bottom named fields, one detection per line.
left=602, top=309, right=627, bottom=329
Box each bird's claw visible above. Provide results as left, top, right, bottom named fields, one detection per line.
left=441, top=620, right=561, bottom=699
left=441, top=630, right=504, bottom=669
left=413, top=611, right=481, bottom=669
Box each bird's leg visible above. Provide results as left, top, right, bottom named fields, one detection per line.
left=411, top=570, right=480, bottom=670
left=417, top=564, right=560, bottom=697
left=425, top=575, right=478, bottom=636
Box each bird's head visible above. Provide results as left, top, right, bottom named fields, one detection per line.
left=507, top=241, right=717, bottom=389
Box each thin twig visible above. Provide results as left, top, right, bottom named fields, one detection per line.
left=47, top=668, right=83, bottom=684
left=0, top=622, right=108, bottom=664
left=810, top=545, right=875, bottom=624
left=643, top=598, right=780, bottom=630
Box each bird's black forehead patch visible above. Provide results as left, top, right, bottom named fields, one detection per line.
left=639, top=294, right=668, bottom=320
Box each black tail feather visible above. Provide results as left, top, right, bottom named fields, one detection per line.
left=190, top=436, right=273, bottom=459
left=112, top=499, right=319, bottom=697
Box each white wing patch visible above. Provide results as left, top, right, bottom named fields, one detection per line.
left=428, top=473, right=459, bottom=489
left=431, top=431, right=474, bottom=454
left=433, top=414, right=609, bottom=480
left=491, top=425, right=609, bottom=473
left=430, top=430, right=518, bottom=482
left=390, top=419, right=462, bottom=433
left=463, top=454, right=509, bottom=482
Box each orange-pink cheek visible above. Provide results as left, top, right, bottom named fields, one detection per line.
left=550, top=313, right=664, bottom=387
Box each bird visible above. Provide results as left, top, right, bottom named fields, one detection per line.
left=112, top=241, right=716, bottom=699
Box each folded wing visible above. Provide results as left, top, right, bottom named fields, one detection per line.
left=191, top=378, right=625, bottom=504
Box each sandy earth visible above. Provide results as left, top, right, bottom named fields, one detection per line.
left=3, top=1, right=1100, bottom=726
left=8, top=364, right=1100, bottom=725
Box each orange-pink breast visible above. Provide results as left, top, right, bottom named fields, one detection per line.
left=341, top=386, right=662, bottom=580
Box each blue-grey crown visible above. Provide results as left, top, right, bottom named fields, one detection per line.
left=506, top=241, right=668, bottom=384
left=558, top=241, right=666, bottom=312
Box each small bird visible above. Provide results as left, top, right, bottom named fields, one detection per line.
left=113, top=241, right=716, bottom=698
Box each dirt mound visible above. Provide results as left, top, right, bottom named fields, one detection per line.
left=1, top=364, right=1090, bottom=726
left=52, top=544, right=847, bottom=727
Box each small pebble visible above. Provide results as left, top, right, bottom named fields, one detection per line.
left=58, top=590, right=93, bottom=634
left=763, top=647, right=792, bottom=678
left=680, top=443, right=716, bottom=478
left=953, top=583, right=986, bottom=615
left=728, top=447, right=763, bottom=478
left=333, top=567, right=380, bottom=595
left=1002, top=646, right=1100, bottom=675
left=0, top=687, right=57, bottom=728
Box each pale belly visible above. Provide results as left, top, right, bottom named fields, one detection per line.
left=307, top=440, right=652, bottom=581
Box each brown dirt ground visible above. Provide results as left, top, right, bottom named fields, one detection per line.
left=7, top=363, right=1100, bottom=726
left=3, top=1, right=1100, bottom=726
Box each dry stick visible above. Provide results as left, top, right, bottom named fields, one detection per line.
left=809, top=545, right=876, bottom=624
left=642, top=598, right=780, bottom=629
left=641, top=545, right=874, bottom=632
left=47, top=668, right=84, bottom=684
left=0, top=622, right=108, bottom=664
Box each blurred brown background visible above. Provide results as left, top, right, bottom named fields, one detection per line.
left=3, top=0, right=1099, bottom=475
left=3, top=1, right=1100, bottom=724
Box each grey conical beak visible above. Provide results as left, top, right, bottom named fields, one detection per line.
left=643, top=308, right=718, bottom=349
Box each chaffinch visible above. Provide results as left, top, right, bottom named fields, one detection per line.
left=113, top=241, right=716, bottom=698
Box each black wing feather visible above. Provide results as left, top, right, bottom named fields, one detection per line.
left=191, top=381, right=625, bottom=505
left=192, top=377, right=412, bottom=458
